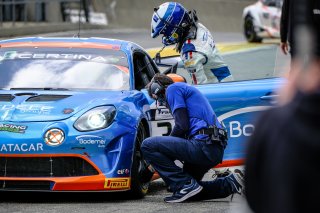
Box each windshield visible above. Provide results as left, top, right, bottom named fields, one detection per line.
left=0, top=47, right=130, bottom=90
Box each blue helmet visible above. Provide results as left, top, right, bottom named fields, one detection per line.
left=151, top=2, right=191, bottom=46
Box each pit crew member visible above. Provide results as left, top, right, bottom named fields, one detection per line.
left=141, top=73, right=244, bottom=203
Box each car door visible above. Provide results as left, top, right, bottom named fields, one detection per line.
left=196, top=78, right=284, bottom=167
left=143, top=77, right=284, bottom=165
left=145, top=43, right=288, bottom=167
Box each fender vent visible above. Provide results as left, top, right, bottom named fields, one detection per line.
left=26, top=95, right=71, bottom=102
left=0, top=94, right=15, bottom=102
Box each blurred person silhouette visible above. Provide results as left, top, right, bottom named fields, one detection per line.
left=82, top=0, right=90, bottom=23
left=280, top=0, right=295, bottom=57
left=245, top=0, right=320, bottom=212
left=141, top=73, right=244, bottom=203
left=150, top=2, right=233, bottom=85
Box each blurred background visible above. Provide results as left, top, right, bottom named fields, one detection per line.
left=0, top=0, right=257, bottom=37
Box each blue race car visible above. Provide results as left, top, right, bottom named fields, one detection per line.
left=0, top=37, right=161, bottom=197
left=0, top=37, right=286, bottom=196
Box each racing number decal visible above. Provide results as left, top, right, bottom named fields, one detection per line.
left=157, top=122, right=172, bottom=136
left=146, top=106, right=175, bottom=137
left=150, top=120, right=175, bottom=137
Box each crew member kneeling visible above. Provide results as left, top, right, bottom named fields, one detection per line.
left=141, top=73, right=244, bottom=203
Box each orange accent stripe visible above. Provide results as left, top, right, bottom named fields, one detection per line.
left=53, top=175, right=108, bottom=191
left=0, top=42, right=121, bottom=50
left=151, top=159, right=245, bottom=181
left=214, top=159, right=245, bottom=168
left=152, top=173, right=160, bottom=181
left=114, top=65, right=129, bottom=74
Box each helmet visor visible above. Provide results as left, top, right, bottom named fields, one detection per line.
left=151, top=14, right=166, bottom=38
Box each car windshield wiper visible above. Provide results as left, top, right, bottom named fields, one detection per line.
left=9, top=87, right=70, bottom=91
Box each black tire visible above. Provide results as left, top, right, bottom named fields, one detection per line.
left=128, top=122, right=149, bottom=198
left=244, top=16, right=263, bottom=43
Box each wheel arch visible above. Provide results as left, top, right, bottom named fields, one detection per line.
left=140, top=118, right=150, bottom=138
left=127, top=117, right=150, bottom=198
left=246, top=9, right=262, bottom=28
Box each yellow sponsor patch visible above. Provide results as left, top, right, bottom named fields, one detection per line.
left=184, top=60, right=195, bottom=67
left=171, top=33, right=179, bottom=39
left=104, top=178, right=130, bottom=190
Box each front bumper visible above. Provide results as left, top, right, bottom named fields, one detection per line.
left=0, top=154, right=131, bottom=191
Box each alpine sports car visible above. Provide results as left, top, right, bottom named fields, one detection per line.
left=243, top=0, right=283, bottom=42
left=0, top=37, right=161, bottom=197
left=0, top=37, right=288, bottom=196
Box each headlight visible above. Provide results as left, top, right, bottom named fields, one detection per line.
left=74, top=106, right=116, bottom=131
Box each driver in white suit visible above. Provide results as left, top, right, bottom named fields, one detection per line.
left=151, top=2, right=233, bottom=84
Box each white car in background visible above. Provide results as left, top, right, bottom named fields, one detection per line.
left=243, top=0, right=283, bottom=42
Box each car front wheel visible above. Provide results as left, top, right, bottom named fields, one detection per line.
left=244, top=16, right=263, bottom=43
left=128, top=122, right=150, bottom=198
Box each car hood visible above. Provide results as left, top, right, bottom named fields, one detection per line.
left=0, top=90, right=130, bottom=122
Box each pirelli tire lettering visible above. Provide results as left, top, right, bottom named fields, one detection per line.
left=104, top=178, right=131, bottom=190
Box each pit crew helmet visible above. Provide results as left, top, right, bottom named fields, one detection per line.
left=151, top=2, right=191, bottom=46
left=166, top=73, right=187, bottom=83
left=148, top=73, right=174, bottom=105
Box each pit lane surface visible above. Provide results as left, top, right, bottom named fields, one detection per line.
left=0, top=179, right=249, bottom=213
left=0, top=29, right=284, bottom=212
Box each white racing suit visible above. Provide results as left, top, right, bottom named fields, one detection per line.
left=181, top=23, right=233, bottom=84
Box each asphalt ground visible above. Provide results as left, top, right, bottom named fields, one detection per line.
left=0, top=28, right=289, bottom=213
left=0, top=178, right=250, bottom=213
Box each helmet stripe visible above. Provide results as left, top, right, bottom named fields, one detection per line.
left=162, top=2, right=176, bottom=23
left=151, top=2, right=175, bottom=38
left=156, top=2, right=176, bottom=36
left=151, top=2, right=190, bottom=40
